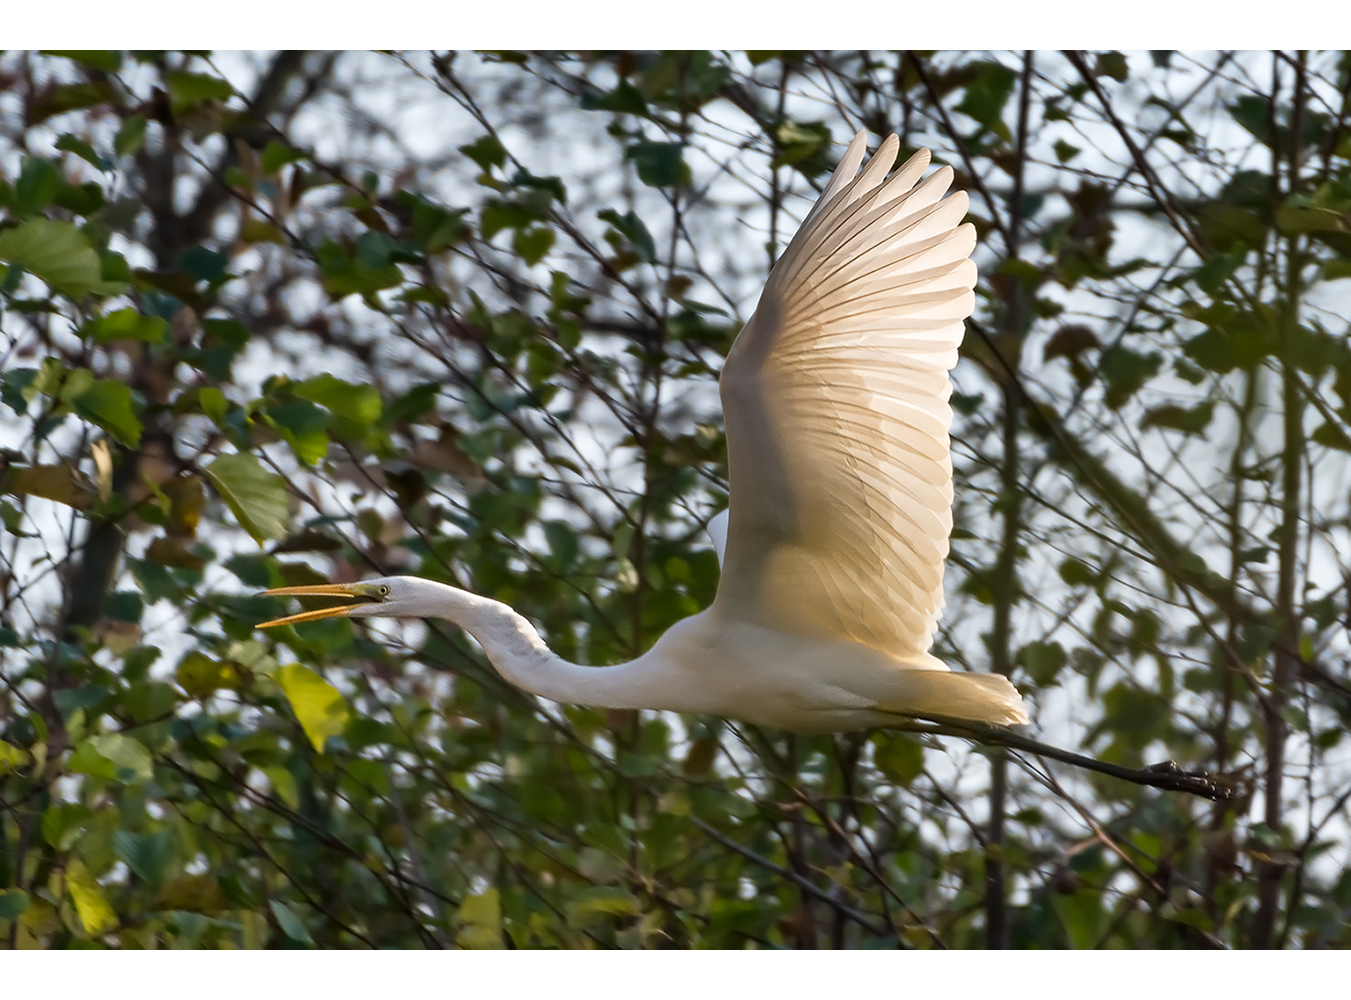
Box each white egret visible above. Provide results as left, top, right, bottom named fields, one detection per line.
left=259, top=131, right=1029, bottom=732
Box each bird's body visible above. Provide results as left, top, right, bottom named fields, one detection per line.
left=260, top=131, right=1029, bottom=730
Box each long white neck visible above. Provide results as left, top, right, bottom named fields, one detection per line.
left=384, top=579, right=704, bottom=712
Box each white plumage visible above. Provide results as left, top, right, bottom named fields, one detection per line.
left=259, top=131, right=1029, bottom=731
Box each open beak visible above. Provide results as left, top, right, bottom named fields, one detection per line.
left=256, top=583, right=373, bottom=629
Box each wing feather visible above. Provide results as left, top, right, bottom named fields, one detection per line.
left=716, top=132, right=976, bottom=664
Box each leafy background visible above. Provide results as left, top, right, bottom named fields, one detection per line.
left=1, top=50, right=1350, bottom=948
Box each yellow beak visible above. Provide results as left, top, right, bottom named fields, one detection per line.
left=256, top=583, right=371, bottom=629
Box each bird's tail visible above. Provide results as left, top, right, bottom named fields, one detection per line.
left=877, top=670, right=1029, bottom=726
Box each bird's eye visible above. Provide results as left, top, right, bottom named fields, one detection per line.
left=376, top=585, right=390, bottom=596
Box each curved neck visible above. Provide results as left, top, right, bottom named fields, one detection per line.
left=409, top=582, right=699, bottom=712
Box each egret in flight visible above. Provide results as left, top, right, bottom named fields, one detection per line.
left=259, top=131, right=1029, bottom=732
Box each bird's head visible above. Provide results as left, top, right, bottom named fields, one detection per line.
left=256, top=575, right=433, bottom=629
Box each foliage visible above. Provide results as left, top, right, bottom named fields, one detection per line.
left=2, top=49, right=1350, bottom=949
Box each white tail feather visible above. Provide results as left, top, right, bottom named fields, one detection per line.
left=878, top=671, right=1029, bottom=726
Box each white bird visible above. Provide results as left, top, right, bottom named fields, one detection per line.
left=258, top=131, right=1029, bottom=732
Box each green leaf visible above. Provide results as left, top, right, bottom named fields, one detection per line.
left=871, top=732, right=924, bottom=786
left=480, top=199, right=546, bottom=239
left=1059, top=557, right=1097, bottom=586
left=354, top=230, right=417, bottom=270
left=68, top=733, right=153, bottom=784
left=316, top=239, right=402, bottom=298
left=13, top=157, right=62, bottom=216
left=43, top=50, right=123, bottom=72
left=83, top=308, right=169, bottom=344
left=73, top=379, right=143, bottom=447
left=1276, top=204, right=1349, bottom=235
left=1139, top=401, right=1215, bottom=436
left=598, top=208, right=657, bottom=264
left=1052, top=888, right=1106, bottom=949
left=42, top=804, right=94, bottom=850
left=397, top=193, right=465, bottom=253
left=0, top=738, right=30, bottom=776
left=627, top=140, right=689, bottom=188
left=262, top=766, right=299, bottom=809
left=204, top=453, right=290, bottom=543
left=1193, top=249, right=1245, bottom=296
left=1, top=368, right=38, bottom=415
left=456, top=887, right=503, bottom=948
left=114, top=116, right=149, bottom=157
left=0, top=218, right=112, bottom=298
left=1099, top=346, right=1162, bottom=409
left=55, top=134, right=107, bottom=171
left=1097, top=683, right=1169, bottom=751
left=105, top=591, right=144, bottom=624
left=957, top=62, right=1017, bottom=129
left=175, top=651, right=245, bottom=699
left=57, top=180, right=107, bottom=216
left=1321, top=259, right=1351, bottom=281
left=580, top=81, right=647, bottom=115
left=199, top=386, right=227, bottom=426
left=165, top=70, right=235, bottom=114
left=460, top=134, right=507, bottom=172
left=277, top=664, right=350, bottom=753
left=1095, top=51, right=1130, bottom=82
left=0, top=889, right=30, bottom=921
left=1053, top=139, right=1082, bottom=164
left=201, top=317, right=249, bottom=350
left=512, top=224, right=555, bottom=266
left=66, top=859, right=118, bottom=937
left=771, top=120, right=833, bottom=177
left=270, top=900, right=314, bottom=945
left=1018, top=640, right=1069, bottom=687
left=1163, top=904, right=1216, bottom=934
left=567, top=886, right=642, bottom=927
left=128, top=557, right=178, bottom=605
left=1183, top=315, right=1273, bottom=373
left=1311, top=421, right=1351, bottom=453
left=260, top=140, right=306, bottom=175
left=112, top=830, right=172, bottom=887
left=636, top=50, right=729, bottom=110
left=266, top=398, right=329, bottom=466
left=28, top=82, right=118, bottom=125
left=386, top=382, right=439, bottom=424
left=291, top=373, right=382, bottom=426
left=1229, top=96, right=1272, bottom=146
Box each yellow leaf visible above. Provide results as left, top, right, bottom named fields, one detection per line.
left=66, top=859, right=117, bottom=937
left=241, top=909, right=269, bottom=949
left=0, top=739, right=30, bottom=776
left=3, top=462, right=99, bottom=510
left=566, top=886, right=641, bottom=929
left=277, top=664, right=349, bottom=752
left=91, top=439, right=112, bottom=502
left=456, top=887, right=502, bottom=949
left=262, top=765, right=299, bottom=808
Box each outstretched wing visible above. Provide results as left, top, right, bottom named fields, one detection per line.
left=714, top=131, right=976, bottom=666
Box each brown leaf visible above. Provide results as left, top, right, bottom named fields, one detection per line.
left=1044, top=324, right=1100, bottom=362
left=91, top=440, right=113, bottom=502
left=152, top=874, right=226, bottom=916
left=146, top=536, right=206, bottom=569
left=409, top=426, right=487, bottom=490
left=162, top=474, right=204, bottom=539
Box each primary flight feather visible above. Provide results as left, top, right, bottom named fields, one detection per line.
left=259, top=131, right=1030, bottom=732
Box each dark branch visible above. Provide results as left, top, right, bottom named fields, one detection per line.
left=890, top=717, right=1239, bottom=802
